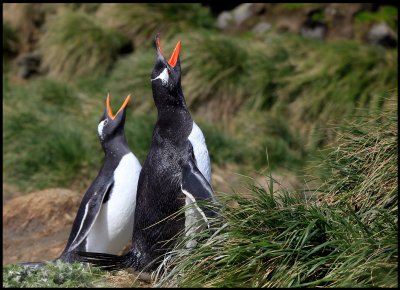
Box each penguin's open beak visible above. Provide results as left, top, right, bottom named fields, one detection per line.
left=106, top=93, right=131, bottom=120
left=156, top=34, right=181, bottom=68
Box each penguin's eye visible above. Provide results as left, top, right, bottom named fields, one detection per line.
left=104, top=119, right=108, bottom=126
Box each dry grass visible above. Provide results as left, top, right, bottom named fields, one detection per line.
left=39, top=9, right=129, bottom=79
left=95, top=3, right=214, bottom=47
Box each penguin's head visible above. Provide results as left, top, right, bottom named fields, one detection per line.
left=151, top=34, right=182, bottom=104
left=97, top=93, right=131, bottom=143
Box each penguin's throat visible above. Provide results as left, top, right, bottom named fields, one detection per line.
left=101, top=134, right=130, bottom=156
left=154, top=89, right=187, bottom=111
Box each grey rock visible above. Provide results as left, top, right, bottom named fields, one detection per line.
left=252, top=22, right=272, bottom=34
left=216, top=11, right=233, bottom=30
left=232, top=3, right=253, bottom=26
left=16, top=51, right=41, bottom=79
left=367, top=22, right=397, bottom=48
left=300, top=24, right=326, bottom=40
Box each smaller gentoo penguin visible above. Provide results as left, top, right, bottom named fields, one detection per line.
left=20, top=93, right=141, bottom=267
left=77, top=34, right=218, bottom=271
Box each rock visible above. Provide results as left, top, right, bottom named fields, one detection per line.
left=324, top=3, right=366, bottom=40
left=232, top=3, right=254, bottom=26
left=252, top=22, right=272, bottom=34
left=367, top=22, right=397, bottom=48
left=3, top=188, right=81, bottom=265
left=218, top=3, right=268, bottom=32
left=300, top=23, right=326, bottom=40
left=15, top=51, right=41, bottom=79
left=216, top=11, right=233, bottom=30
left=274, top=9, right=309, bottom=34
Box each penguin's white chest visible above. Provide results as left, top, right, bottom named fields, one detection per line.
left=86, top=153, right=141, bottom=254
left=185, top=121, right=213, bottom=248
left=188, top=121, right=212, bottom=184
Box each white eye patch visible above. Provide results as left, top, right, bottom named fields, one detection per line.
left=98, top=119, right=107, bottom=140
left=151, top=68, right=169, bottom=86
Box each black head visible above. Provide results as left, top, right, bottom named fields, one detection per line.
left=151, top=34, right=185, bottom=109
left=97, top=93, right=131, bottom=146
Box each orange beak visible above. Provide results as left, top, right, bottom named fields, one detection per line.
left=106, top=93, right=131, bottom=120
left=157, top=36, right=181, bottom=68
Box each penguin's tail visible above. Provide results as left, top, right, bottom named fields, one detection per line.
left=76, top=251, right=132, bottom=271
left=19, top=261, right=46, bottom=269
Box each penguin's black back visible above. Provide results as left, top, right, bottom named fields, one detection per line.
left=129, top=107, right=193, bottom=270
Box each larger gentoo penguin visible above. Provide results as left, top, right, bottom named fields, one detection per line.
left=153, top=37, right=212, bottom=184
left=77, top=34, right=217, bottom=272
left=20, top=94, right=141, bottom=268
left=154, top=35, right=214, bottom=248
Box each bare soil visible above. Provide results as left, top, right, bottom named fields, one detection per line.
left=3, top=188, right=80, bottom=265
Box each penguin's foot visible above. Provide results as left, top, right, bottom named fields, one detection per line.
left=76, top=251, right=130, bottom=271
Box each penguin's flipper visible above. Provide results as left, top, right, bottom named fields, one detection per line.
left=181, top=158, right=218, bottom=222
left=67, top=181, right=114, bottom=252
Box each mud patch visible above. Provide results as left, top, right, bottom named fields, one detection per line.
left=3, top=188, right=81, bottom=265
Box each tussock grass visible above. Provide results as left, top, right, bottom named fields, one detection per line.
left=355, top=5, right=398, bottom=30
left=39, top=10, right=129, bottom=80
left=195, top=120, right=251, bottom=165
left=2, top=261, right=105, bottom=288
left=95, top=3, right=214, bottom=46
left=105, top=47, right=155, bottom=112
left=154, top=106, right=398, bottom=288
left=4, top=6, right=398, bottom=191
left=182, top=32, right=396, bottom=138
left=3, top=22, right=19, bottom=56
left=124, top=112, right=156, bottom=162
left=3, top=79, right=92, bottom=191
left=319, top=102, right=398, bottom=215
left=2, top=77, right=157, bottom=193
left=81, top=29, right=397, bottom=173
left=180, top=31, right=249, bottom=122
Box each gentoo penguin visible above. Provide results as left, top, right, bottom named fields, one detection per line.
left=77, top=34, right=217, bottom=271
left=154, top=35, right=214, bottom=248
left=20, top=93, right=141, bottom=267
left=153, top=36, right=212, bottom=184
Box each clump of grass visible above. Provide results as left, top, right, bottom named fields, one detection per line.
left=3, top=78, right=96, bottom=192
left=234, top=111, right=307, bottom=171
left=164, top=31, right=396, bottom=149
left=105, top=47, right=155, bottom=112
left=154, top=106, right=398, bottom=288
left=287, top=38, right=394, bottom=129
left=3, top=77, right=164, bottom=193
left=107, top=30, right=396, bottom=173
left=3, top=22, right=19, bottom=56
left=35, top=79, right=81, bottom=111
left=61, top=3, right=102, bottom=14
left=195, top=120, right=251, bottom=165
left=3, top=261, right=105, bottom=288
left=95, top=3, right=215, bottom=46
left=124, top=112, right=156, bottom=163
left=39, top=10, right=129, bottom=80
left=319, top=102, right=398, bottom=215
left=181, top=31, right=249, bottom=121
left=156, top=184, right=397, bottom=287
left=355, top=5, right=398, bottom=30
